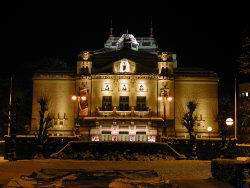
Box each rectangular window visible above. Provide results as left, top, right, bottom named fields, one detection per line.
left=142, top=42, right=151, bottom=46
left=119, top=96, right=129, bottom=111
left=102, top=96, right=112, bottom=111
left=136, top=96, right=147, bottom=111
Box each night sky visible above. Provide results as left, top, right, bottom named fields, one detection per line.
left=2, top=3, right=249, bottom=92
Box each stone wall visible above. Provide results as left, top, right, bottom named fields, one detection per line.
left=175, top=76, right=219, bottom=138
left=31, top=73, right=75, bottom=136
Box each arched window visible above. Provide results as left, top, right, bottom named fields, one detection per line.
left=120, top=60, right=130, bottom=72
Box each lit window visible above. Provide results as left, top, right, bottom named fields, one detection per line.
left=120, top=60, right=130, bottom=72
left=91, top=136, right=100, bottom=141
left=148, top=136, right=156, bottom=142
left=246, top=92, right=249, bottom=97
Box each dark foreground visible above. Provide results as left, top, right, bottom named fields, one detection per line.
left=0, top=158, right=233, bottom=187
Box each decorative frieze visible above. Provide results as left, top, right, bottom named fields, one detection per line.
left=92, top=75, right=158, bottom=80
left=33, top=73, right=75, bottom=80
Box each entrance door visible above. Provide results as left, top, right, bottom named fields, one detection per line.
left=101, top=131, right=112, bottom=141
left=136, top=132, right=147, bottom=142
left=118, top=131, right=129, bottom=141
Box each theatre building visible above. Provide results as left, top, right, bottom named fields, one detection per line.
left=31, top=32, right=219, bottom=142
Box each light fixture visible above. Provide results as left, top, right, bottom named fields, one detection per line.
left=72, top=95, right=77, bottom=101
left=81, top=96, right=87, bottom=101
left=207, top=126, right=212, bottom=132
left=158, top=97, right=163, bottom=101
left=167, top=97, right=173, bottom=102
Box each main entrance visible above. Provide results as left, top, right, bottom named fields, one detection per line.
left=87, top=118, right=161, bottom=142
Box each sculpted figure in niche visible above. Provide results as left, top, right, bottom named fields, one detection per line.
left=139, top=85, right=144, bottom=91
left=122, top=84, right=127, bottom=91
left=120, top=60, right=130, bottom=72
left=105, top=84, right=110, bottom=91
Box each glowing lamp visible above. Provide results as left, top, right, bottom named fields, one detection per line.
left=167, top=97, right=173, bottom=102
left=81, top=96, right=87, bottom=101
left=72, top=95, right=77, bottom=101
left=226, top=118, right=234, bottom=126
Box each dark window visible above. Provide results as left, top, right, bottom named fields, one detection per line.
left=132, top=43, right=137, bottom=48
left=142, top=42, right=151, bottom=46
left=160, top=67, right=168, bottom=77
left=80, top=66, right=90, bottom=76
left=119, top=131, right=129, bottom=134
left=119, top=96, right=129, bottom=111
left=102, top=131, right=111, bottom=134
left=102, top=96, right=112, bottom=111
left=136, top=132, right=146, bottom=135
left=136, top=96, right=147, bottom=111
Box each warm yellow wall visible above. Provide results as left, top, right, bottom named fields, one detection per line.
left=30, top=64, right=219, bottom=138
left=31, top=74, right=75, bottom=135
left=158, top=61, right=174, bottom=74
left=77, top=60, right=92, bottom=74
left=158, top=79, right=174, bottom=119
left=175, top=76, right=218, bottom=137
left=90, top=75, right=158, bottom=114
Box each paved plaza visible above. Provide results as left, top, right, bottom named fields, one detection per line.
left=0, top=159, right=233, bottom=187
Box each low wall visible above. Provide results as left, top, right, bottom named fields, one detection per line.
left=211, top=158, right=250, bottom=187
left=3, top=136, right=79, bottom=160
left=168, top=139, right=236, bottom=160
left=0, top=141, right=4, bottom=156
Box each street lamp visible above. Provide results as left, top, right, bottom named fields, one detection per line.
left=72, top=94, right=87, bottom=133
left=225, top=118, right=234, bottom=141
left=159, top=93, right=173, bottom=137
left=207, top=126, right=212, bottom=140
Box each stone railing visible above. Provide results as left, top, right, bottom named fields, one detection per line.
left=96, top=106, right=152, bottom=117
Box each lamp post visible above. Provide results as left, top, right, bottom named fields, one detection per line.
left=207, top=126, right=212, bottom=140
left=7, top=76, right=13, bottom=137
left=158, top=95, right=173, bottom=137
left=72, top=94, right=87, bottom=134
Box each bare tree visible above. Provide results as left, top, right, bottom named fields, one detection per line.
left=213, top=95, right=233, bottom=144
left=181, top=100, right=198, bottom=159
left=35, top=95, right=54, bottom=158
left=238, top=97, right=250, bottom=142
left=238, top=36, right=250, bottom=75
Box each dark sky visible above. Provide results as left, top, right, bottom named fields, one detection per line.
left=2, top=2, right=249, bottom=88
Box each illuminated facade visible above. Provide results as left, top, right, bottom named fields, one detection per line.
left=31, top=32, right=219, bottom=141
